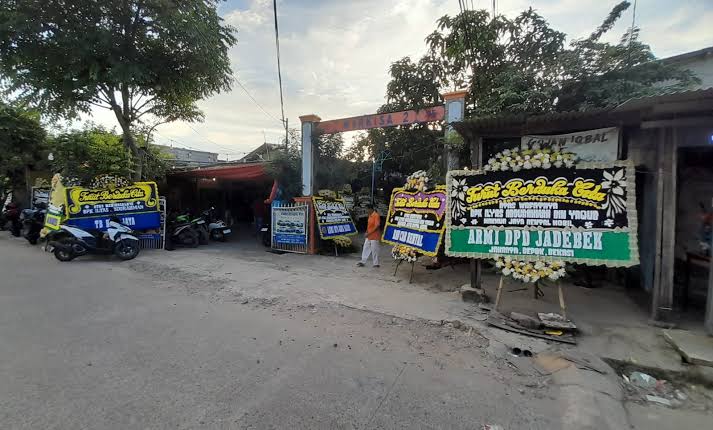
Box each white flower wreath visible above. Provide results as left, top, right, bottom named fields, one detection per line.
left=392, top=245, right=419, bottom=263
left=486, top=146, right=579, bottom=284
left=495, top=257, right=567, bottom=283
left=484, top=147, right=577, bottom=172
left=405, top=170, right=430, bottom=192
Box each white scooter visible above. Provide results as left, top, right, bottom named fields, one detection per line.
left=47, top=217, right=140, bottom=262
left=203, top=207, right=231, bottom=242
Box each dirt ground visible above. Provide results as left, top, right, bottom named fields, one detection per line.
left=0, top=233, right=562, bottom=429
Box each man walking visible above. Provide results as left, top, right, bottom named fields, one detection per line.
left=357, top=204, right=381, bottom=268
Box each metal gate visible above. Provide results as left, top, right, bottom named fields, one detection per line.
left=272, top=203, right=308, bottom=253
left=138, top=196, right=166, bottom=250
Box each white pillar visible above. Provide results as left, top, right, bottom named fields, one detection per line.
left=299, top=114, right=320, bottom=196
left=442, top=90, right=468, bottom=171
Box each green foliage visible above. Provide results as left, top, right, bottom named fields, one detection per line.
left=0, top=0, right=237, bottom=179
left=356, top=1, right=698, bottom=177
left=48, top=125, right=172, bottom=185
left=264, top=134, right=301, bottom=200
left=49, top=126, right=133, bottom=184
left=0, top=101, right=47, bottom=188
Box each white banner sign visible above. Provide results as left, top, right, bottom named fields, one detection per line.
left=521, top=127, right=619, bottom=162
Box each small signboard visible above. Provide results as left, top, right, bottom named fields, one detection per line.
left=64, top=182, right=161, bottom=231
left=312, top=196, right=357, bottom=239
left=521, top=127, right=619, bottom=162
left=317, top=106, right=445, bottom=134
left=382, top=187, right=447, bottom=257
left=31, top=187, right=50, bottom=209
left=445, top=162, right=638, bottom=267
left=273, top=204, right=308, bottom=246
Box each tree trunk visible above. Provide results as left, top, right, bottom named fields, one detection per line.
left=111, top=106, right=142, bottom=181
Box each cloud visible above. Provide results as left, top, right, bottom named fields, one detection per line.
left=80, top=0, right=712, bottom=158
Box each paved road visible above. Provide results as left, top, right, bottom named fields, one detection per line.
left=0, top=234, right=560, bottom=429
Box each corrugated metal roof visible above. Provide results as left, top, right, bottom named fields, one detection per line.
left=454, top=88, right=713, bottom=137
left=613, top=87, right=713, bottom=112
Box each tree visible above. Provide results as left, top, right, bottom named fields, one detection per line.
left=49, top=126, right=133, bottom=184
left=48, top=125, right=171, bottom=185
left=0, top=101, right=46, bottom=189
left=0, top=0, right=237, bottom=180
left=362, top=2, right=698, bottom=176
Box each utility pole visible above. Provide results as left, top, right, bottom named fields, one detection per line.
left=285, top=118, right=289, bottom=150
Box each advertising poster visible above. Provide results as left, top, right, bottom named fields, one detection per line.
left=381, top=187, right=447, bottom=257
left=272, top=205, right=308, bottom=246
left=445, top=162, right=639, bottom=267
left=521, top=127, right=619, bottom=162
left=31, top=187, right=50, bottom=209
left=64, top=182, right=161, bottom=231
left=312, top=196, right=357, bottom=239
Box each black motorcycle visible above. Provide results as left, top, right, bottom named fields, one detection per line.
left=1, top=202, right=21, bottom=237
left=164, top=217, right=200, bottom=250
left=260, top=220, right=271, bottom=247
left=20, top=203, right=47, bottom=244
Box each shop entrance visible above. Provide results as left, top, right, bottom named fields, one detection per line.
left=166, top=163, right=273, bottom=241
left=675, top=144, right=713, bottom=327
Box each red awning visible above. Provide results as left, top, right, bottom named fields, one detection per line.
left=170, top=163, right=269, bottom=182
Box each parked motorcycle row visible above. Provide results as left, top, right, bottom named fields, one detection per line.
left=1, top=201, right=47, bottom=244
left=2, top=201, right=232, bottom=262
left=165, top=207, right=232, bottom=251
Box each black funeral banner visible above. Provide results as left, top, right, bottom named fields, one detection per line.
left=449, top=165, right=631, bottom=230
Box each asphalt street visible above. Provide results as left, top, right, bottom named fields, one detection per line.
left=0, top=234, right=560, bottom=429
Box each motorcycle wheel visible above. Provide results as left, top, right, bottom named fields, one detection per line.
left=210, top=230, right=226, bottom=242
left=114, top=239, right=140, bottom=260
left=199, top=228, right=209, bottom=245
left=178, top=230, right=199, bottom=248
left=54, top=246, right=75, bottom=262
left=186, top=231, right=200, bottom=248
left=28, top=235, right=38, bottom=245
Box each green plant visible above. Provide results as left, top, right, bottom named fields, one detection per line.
left=0, top=0, right=237, bottom=180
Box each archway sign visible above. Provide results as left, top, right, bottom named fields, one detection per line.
left=299, top=90, right=467, bottom=196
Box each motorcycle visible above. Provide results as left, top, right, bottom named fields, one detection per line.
left=260, top=221, right=271, bottom=247
left=165, top=217, right=200, bottom=250
left=47, top=217, right=140, bottom=262
left=20, top=203, right=47, bottom=245
left=202, top=207, right=231, bottom=242
left=1, top=202, right=21, bottom=237
left=176, top=211, right=209, bottom=244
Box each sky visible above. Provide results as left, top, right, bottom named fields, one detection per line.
left=82, top=0, right=713, bottom=160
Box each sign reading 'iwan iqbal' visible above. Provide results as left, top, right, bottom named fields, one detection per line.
left=445, top=162, right=639, bottom=267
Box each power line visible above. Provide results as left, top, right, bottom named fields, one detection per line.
left=272, top=0, right=288, bottom=148
left=235, top=78, right=284, bottom=125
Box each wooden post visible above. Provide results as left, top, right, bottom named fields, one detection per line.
left=706, top=236, right=713, bottom=335
left=470, top=135, right=484, bottom=289
left=651, top=128, right=677, bottom=321
left=558, top=283, right=567, bottom=320
left=393, top=260, right=402, bottom=276
left=470, top=259, right=480, bottom=289
left=494, top=276, right=505, bottom=311
left=409, top=262, right=415, bottom=284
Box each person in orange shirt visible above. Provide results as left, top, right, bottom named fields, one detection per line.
left=357, top=204, right=381, bottom=268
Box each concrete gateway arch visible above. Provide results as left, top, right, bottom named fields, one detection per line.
left=298, top=90, right=468, bottom=196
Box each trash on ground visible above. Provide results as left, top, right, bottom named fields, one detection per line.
left=646, top=395, right=672, bottom=406
left=537, top=312, right=577, bottom=330
left=629, top=371, right=657, bottom=388
left=509, top=311, right=541, bottom=330
left=486, top=314, right=577, bottom=345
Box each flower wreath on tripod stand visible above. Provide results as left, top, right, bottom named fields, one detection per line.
left=484, top=146, right=577, bottom=284
left=390, top=171, right=433, bottom=262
